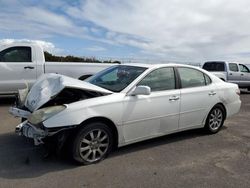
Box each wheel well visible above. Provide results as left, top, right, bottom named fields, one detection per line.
left=203, top=102, right=227, bottom=127
left=78, top=75, right=92, bottom=81
left=215, top=103, right=227, bottom=118
left=79, top=117, right=118, bottom=148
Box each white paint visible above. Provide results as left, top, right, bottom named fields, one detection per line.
left=22, top=64, right=241, bottom=146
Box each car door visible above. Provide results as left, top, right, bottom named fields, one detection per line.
left=0, top=46, right=37, bottom=93
left=239, top=64, right=250, bottom=87
left=227, top=63, right=241, bottom=84
left=177, top=67, right=217, bottom=130
left=122, top=67, right=180, bottom=143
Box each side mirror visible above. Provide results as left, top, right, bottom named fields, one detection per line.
left=129, top=85, right=151, bottom=96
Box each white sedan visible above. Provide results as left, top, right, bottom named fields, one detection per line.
left=10, top=64, right=241, bottom=165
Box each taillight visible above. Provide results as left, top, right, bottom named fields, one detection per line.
left=236, top=89, right=240, bottom=95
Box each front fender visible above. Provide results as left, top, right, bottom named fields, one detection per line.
left=42, top=102, right=123, bottom=129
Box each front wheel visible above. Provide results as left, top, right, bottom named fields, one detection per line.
left=72, top=122, right=113, bottom=165
left=204, top=105, right=225, bottom=134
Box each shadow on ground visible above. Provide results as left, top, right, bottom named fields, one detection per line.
left=0, top=96, right=15, bottom=106
left=0, top=126, right=210, bottom=179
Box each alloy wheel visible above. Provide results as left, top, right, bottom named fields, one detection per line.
left=79, top=129, right=109, bottom=163
left=209, top=108, right=223, bottom=131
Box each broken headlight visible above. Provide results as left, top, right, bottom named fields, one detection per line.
left=28, top=105, right=66, bottom=125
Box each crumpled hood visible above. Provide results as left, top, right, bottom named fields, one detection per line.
left=25, top=73, right=112, bottom=112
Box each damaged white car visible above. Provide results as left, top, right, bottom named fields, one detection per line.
left=10, top=64, right=241, bottom=165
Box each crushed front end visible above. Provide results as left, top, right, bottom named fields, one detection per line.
left=16, top=121, right=47, bottom=145
left=9, top=73, right=112, bottom=146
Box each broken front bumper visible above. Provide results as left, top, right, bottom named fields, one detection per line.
left=9, top=107, right=31, bottom=119
left=16, top=121, right=48, bottom=145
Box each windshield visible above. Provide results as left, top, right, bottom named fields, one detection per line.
left=203, top=62, right=225, bottom=71
left=87, top=65, right=147, bottom=92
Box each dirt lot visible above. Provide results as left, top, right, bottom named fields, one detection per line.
left=0, top=93, right=250, bottom=188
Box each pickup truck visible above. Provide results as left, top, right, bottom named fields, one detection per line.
left=0, top=42, right=114, bottom=94
left=202, top=61, right=250, bottom=90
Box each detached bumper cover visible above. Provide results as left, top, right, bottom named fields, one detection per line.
left=16, top=121, right=47, bottom=145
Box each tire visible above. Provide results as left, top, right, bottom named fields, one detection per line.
left=247, top=87, right=250, bottom=91
left=72, top=122, right=113, bottom=165
left=204, top=104, right=225, bottom=134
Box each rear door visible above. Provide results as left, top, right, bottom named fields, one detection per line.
left=177, top=67, right=217, bottom=129
left=227, top=63, right=241, bottom=84
left=0, top=46, right=37, bottom=93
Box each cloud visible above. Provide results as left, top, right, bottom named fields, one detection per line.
left=70, top=0, right=250, bottom=62
left=23, top=7, right=73, bottom=29
left=0, top=1, right=89, bottom=40
left=86, top=46, right=106, bottom=52
left=1, top=0, right=250, bottom=62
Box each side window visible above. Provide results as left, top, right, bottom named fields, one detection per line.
left=178, top=68, right=206, bottom=88
left=204, top=74, right=212, bottom=85
left=229, top=63, right=239, bottom=72
left=239, top=64, right=250, bottom=73
left=138, top=67, right=175, bottom=92
left=0, top=47, right=32, bottom=62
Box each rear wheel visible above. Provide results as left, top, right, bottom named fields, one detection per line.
left=72, top=122, right=113, bottom=165
left=247, top=87, right=250, bottom=91
left=204, top=105, right=225, bottom=134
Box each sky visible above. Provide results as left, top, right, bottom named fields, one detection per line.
left=1, top=0, right=250, bottom=64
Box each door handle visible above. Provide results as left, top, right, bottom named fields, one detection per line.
left=241, top=73, right=244, bottom=76
left=208, top=91, right=216, bottom=96
left=229, top=73, right=233, bottom=75
left=24, top=66, right=34, bottom=69
left=169, top=96, right=180, bottom=101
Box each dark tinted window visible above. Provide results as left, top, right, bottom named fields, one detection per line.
left=203, top=62, right=225, bottom=71
left=239, top=64, right=250, bottom=73
left=229, top=63, right=239, bottom=72
left=178, top=68, right=206, bottom=88
left=0, top=47, right=32, bottom=62
left=138, top=67, right=175, bottom=92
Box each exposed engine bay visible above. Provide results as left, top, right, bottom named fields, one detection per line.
left=41, top=88, right=107, bottom=108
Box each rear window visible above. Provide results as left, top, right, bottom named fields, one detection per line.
left=203, top=62, right=225, bottom=71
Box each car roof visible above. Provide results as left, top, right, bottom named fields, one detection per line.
left=121, top=63, right=201, bottom=69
